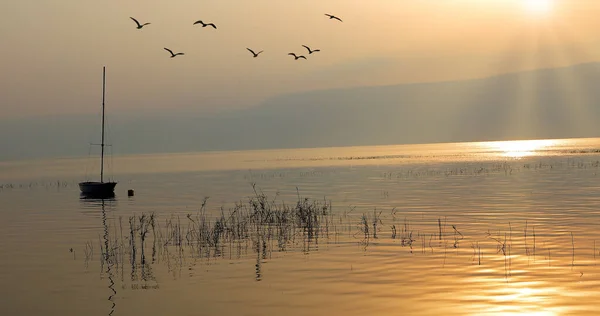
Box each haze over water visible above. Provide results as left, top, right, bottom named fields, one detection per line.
left=3, top=138, right=600, bottom=315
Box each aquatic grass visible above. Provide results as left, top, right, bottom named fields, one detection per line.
left=471, top=242, right=482, bottom=265
left=148, top=186, right=336, bottom=261
left=79, top=188, right=600, bottom=288
left=95, top=207, right=585, bottom=271
left=84, top=241, right=94, bottom=268
left=0, top=180, right=76, bottom=192
left=400, top=217, right=415, bottom=250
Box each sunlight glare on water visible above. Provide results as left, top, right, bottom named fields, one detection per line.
left=478, top=139, right=559, bottom=158
left=466, top=281, right=564, bottom=316
left=1, top=137, right=595, bottom=181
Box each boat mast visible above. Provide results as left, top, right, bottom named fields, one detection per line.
left=100, top=66, right=106, bottom=183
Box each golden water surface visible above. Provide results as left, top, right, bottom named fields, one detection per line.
left=2, top=137, right=600, bottom=316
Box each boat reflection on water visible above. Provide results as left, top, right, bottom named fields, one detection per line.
left=80, top=194, right=117, bottom=316
left=79, top=192, right=116, bottom=202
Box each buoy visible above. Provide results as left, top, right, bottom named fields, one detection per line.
left=127, top=189, right=135, bottom=197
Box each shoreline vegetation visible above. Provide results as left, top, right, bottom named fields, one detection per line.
left=2, top=157, right=600, bottom=192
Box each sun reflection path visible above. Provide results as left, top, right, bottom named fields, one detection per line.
left=522, top=0, right=555, bottom=16
left=464, top=279, right=565, bottom=316
left=482, top=139, right=558, bottom=158
left=491, top=285, right=559, bottom=316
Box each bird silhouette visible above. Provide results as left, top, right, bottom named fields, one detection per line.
left=324, top=14, right=343, bottom=22
left=193, top=20, right=217, bottom=29
left=164, top=48, right=184, bottom=58
left=288, top=53, right=307, bottom=60
left=130, top=17, right=151, bottom=29
left=247, top=48, right=263, bottom=58
left=302, top=45, right=321, bottom=54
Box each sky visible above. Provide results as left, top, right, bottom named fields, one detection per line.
left=1, top=0, right=600, bottom=119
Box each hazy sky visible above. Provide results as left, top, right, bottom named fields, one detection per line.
left=1, top=0, right=600, bottom=119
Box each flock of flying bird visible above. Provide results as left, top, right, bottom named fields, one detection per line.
left=129, top=13, right=343, bottom=60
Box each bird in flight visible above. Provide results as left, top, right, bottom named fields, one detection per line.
left=193, top=20, right=217, bottom=29
left=130, top=17, right=151, bottom=29
left=302, top=45, right=320, bottom=54
left=164, top=48, right=184, bottom=58
left=288, top=53, right=307, bottom=60
left=324, top=14, right=343, bottom=22
left=247, top=48, right=263, bottom=58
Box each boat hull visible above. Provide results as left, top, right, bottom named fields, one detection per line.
left=79, top=181, right=117, bottom=198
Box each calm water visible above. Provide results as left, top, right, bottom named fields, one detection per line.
left=3, top=138, right=600, bottom=315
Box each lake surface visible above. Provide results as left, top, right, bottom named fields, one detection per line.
left=3, top=138, right=600, bottom=315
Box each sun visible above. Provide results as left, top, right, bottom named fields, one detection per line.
left=522, top=0, right=554, bottom=15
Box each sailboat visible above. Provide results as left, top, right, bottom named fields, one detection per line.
left=79, top=66, right=117, bottom=197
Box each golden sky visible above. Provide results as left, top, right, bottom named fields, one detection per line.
left=1, top=0, right=599, bottom=118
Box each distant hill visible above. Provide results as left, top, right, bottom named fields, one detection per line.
left=238, top=62, right=600, bottom=147
left=2, top=62, right=600, bottom=161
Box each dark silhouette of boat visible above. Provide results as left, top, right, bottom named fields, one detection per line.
left=79, top=66, right=117, bottom=198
